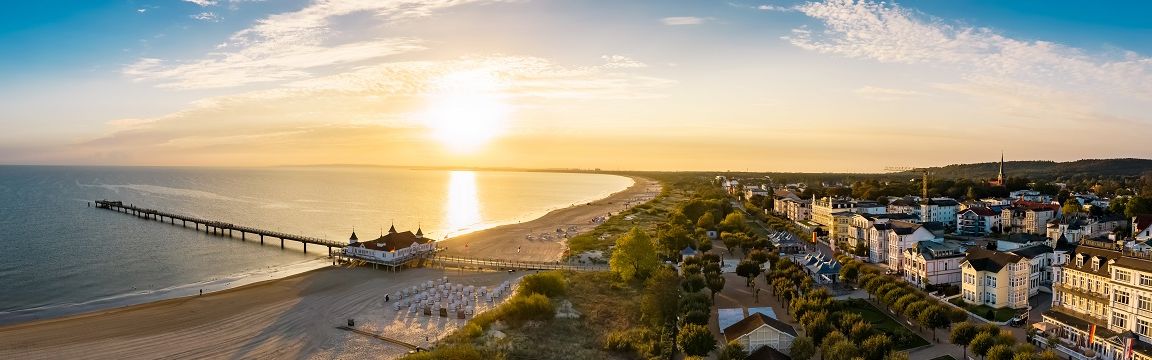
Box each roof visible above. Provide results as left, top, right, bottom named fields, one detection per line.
left=723, top=312, right=797, bottom=343
left=911, top=241, right=965, bottom=260
left=1135, top=215, right=1152, bottom=232
left=1009, top=244, right=1053, bottom=259
left=349, top=230, right=432, bottom=252
left=963, top=247, right=1024, bottom=273
left=747, top=344, right=793, bottom=360
left=681, top=247, right=698, bottom=256
left=888, top=198, right=919, bottom=207
left=999, top=233, right=1046, bottom=244
left=349, top=231, right=358, bottom=241
left=962, top=207, right=1000, bottom=217
left=1012, top=200, right=1059, bottom=212
left=1068, top=240, right=1152, bottom=274
left=890, top=220, right=922, bottom=235
left=926, top=199, right=960, bottom=207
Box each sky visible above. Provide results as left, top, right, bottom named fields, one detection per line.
left=1, top=0, right=1151, bottom=172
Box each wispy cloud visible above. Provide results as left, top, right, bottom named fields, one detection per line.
left=125, top=0, right=508, bottom=89
left=787, top=0, right=1152, bottom=124
left=661, top=17, right=706, bottom=26
left=190, top=12, right=221, bottom=22
left=183, top=0, right=218, bottom=6
left=600, top=55, right=647, bottom=69
left=853, top=86, right=921, bottom=101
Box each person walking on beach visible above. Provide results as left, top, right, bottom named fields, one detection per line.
left=385, top=294, right=390, bottom=302
left=199, top=289, right=203, bottom=296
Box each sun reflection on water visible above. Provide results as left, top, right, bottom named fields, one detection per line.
left=446, top=170, right=481, bottom=237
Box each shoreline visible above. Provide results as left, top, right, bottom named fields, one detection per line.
left=0, top=176, right=661, bottom=359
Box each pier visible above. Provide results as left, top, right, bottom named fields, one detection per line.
left=427, top=254, right=608, bottom=272
left=93, top=200, right=346, bottom=256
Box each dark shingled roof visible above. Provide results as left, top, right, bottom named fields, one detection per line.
left=963, top=207, right=999, bottom=216
left=723, top=312, right=797, bottom=343
left=926, top=199, right=960, bottom=206
left=748, top=344, right=793, bottom=360
left=963, top=247, right=1023, bottom=272
left=1010, top=244, right=1053, bottom=259
left=349, top=230, right=432, bottom=252
left=1135, top=215, right=1152, bottom=232
left=890, top=220, right=922, bottom=235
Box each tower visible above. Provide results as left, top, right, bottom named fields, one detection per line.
left=997, top=152, right=1005, bottom=185
left=349, top=228, right=359, bottom=245
left=388, top=223, right=397, bottom=234
left=415, top=227, right=424, bottom=239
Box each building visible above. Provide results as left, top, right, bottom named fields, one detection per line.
left=775, top=198, right=811, bottom=222
left=921, top=198, right=960, bottom=228
left=342, top=225, right=436, bottom=270
left=960, top=247, right=1031, bottom=309
left=723, top=312, right=798, bottom=355
left=1041, top=239, right=1152, bottom=360
left=902, top=240, right=966, bottom=288
left=887, top=197, right=922, bottom=217
left=1136, top=215, right=1152, bottom=242
left=849, top=213, right=918, bottom=261
left=887, top=221, right=939, bottom=270
left=957, top=207, right=1001, bottom=236
left=1048, top=215, right=1130, bottom=244
left=812, top=196, right=855, bottom=242
left=1002, top=201, right=1059, bottom=235
left=1010, top=190, right=1053, bottom=203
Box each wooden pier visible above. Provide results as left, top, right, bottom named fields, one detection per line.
left=93, top=200, right=346, bottom=256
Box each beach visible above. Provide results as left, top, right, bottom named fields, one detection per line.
left=438, top=175, right=661, bottom=262
left=0, top=175, right=660, bottom=359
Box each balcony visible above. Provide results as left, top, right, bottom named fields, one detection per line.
left=1052, top=283, right=1109, bottom=303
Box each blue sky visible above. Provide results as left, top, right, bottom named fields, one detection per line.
left=1, top=0, right=1150, bottom=171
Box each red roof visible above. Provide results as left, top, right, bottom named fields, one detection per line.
left=965, top=207, right=999, bottom=216
left=1013, top=200, right=1059, bottom=212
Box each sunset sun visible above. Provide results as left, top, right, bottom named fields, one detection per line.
left=420, top=70, right=510, bottom=153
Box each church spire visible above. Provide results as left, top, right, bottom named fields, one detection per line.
left=388, top=221, right=397, bottom=234
left=997, top=151, right=1005, bottom=183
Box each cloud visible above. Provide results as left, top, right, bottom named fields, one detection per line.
left=184, top=0, right=218, bottom=6
left=787, top=0, right=1152, bottom=124
left=190, top=12, right=221, bottom=22
left=124, top=0, right=507, bottom=89
left=600, top=55, right=647, bottom=69
left=661, top=17, right=706, bottom=26
left=757, top=4, right=794, bottom=12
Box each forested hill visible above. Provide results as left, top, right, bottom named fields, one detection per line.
left=920, top=158, right=1152, bottom=180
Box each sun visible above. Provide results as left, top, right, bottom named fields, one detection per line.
left=420, top=70, right=511, bottom=153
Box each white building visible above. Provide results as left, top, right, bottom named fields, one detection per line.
left=887, top=221, right=939, bottom=271
left=957, top=207, right=1000, bottom=236
left=723, top=312, right=798, bottom=355
left=922, top=198, right=960, bottom=228
left=902, top=240, right=966, bottom=288
left=342, top=225, right=436, bottom=269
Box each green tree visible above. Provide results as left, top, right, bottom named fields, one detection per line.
left=721, top=232, right=740, bottom=255
left=640, top=267, right=679, bottom=327
left=950, top=321, right=979, bottom=360
left=883, top=351, right=909, bottom=360
left=1062, top=199, right=1082, bottom=217
left=696, top=211, right=716, bottom=230
left=706, top=274, right=726, bottom=301
left=917, top=305, right=951, bottom=341
left=790, top=336, right=816, bottom=360
left=1126, top=197, right=1152, bottom=218
left=610, top=227, right=659, bottom=281
left=1033, top=350, right=1061, bottom=360
left=825, top=340, right=859, bottom=360
left=840, top=263, right=860, bottom=285
left=859, top=334, right=892, bottom=360
left=718, top=340, right=749, bottom=360
left=969, top=332, right=996, bottom=360
left=682, top=274, right=707, bottom=293
left=677, top=324, right=717, bottom=357
left=736, top=260, right=763, bottom=287
left=719, top=212, right=748, bottom=232
left=987, top=344, right=1013, bottom=360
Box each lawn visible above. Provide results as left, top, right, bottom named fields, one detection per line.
left=841, top=299, right=931, bottom=350
left=948, top=298, right=1017, bottom=322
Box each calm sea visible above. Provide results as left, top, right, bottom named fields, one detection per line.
left=0, top=166, right=632, bottom=325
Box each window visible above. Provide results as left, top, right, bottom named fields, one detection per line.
left=1141, top=275, right=1152, bottom=287
left=986, top=275, right=997, bottom=288
left=1139, top=296, right=1152, bottom=312
left=965, top=273, right=975, bottom=285
left=1076, top=256, right=1084, bottom=267
left=1115, top=290, right=1130, bottom=305
left=1115, top=270, right=1131, bottom=282
left=985, top=292, right=997, bottom=304
left=1113, top=313, right=1127, bottom=328
left=1138, top=319, right=1151, bottom=337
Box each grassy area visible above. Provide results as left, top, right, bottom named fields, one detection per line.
left=841, top=300, right=930, bottom=350
left=566, top=190, right=684, bottom=256
left=948, top=298, right=1017, bottom=322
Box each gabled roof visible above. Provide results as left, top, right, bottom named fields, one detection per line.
left=748, top=344, right=793, bottom=360
left=723, top=312, right=797, bottom=343
left=962, top=207, right=999, bottom=217
left=350, top=230, right=432, bottom=252
left=681, top=247, right=698, bottom=256
left=1135, top=215, right=1152, bottom=232
left=926, top=199, right=960, bottom=207
left=890, top=220, right=923, bottom=235
left=963, top=247, right=1024, bottom=273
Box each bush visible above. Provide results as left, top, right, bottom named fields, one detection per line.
left=520, top=271, right=567, bottom=298
left=403, top=344, right=488, bottom=360
left=501, top=293, right=555, bottom=327
left=604, top=327, right=659, bottom=356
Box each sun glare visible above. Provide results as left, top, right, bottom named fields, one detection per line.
left=420, top=70, right=510, bottom=153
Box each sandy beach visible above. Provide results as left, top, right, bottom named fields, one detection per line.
left=0, top=174, right=660, bottom=359
left=438, top=175, right=661, bottom=262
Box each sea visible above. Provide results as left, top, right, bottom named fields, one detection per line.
left=0, top=166, right=633, bottom=325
